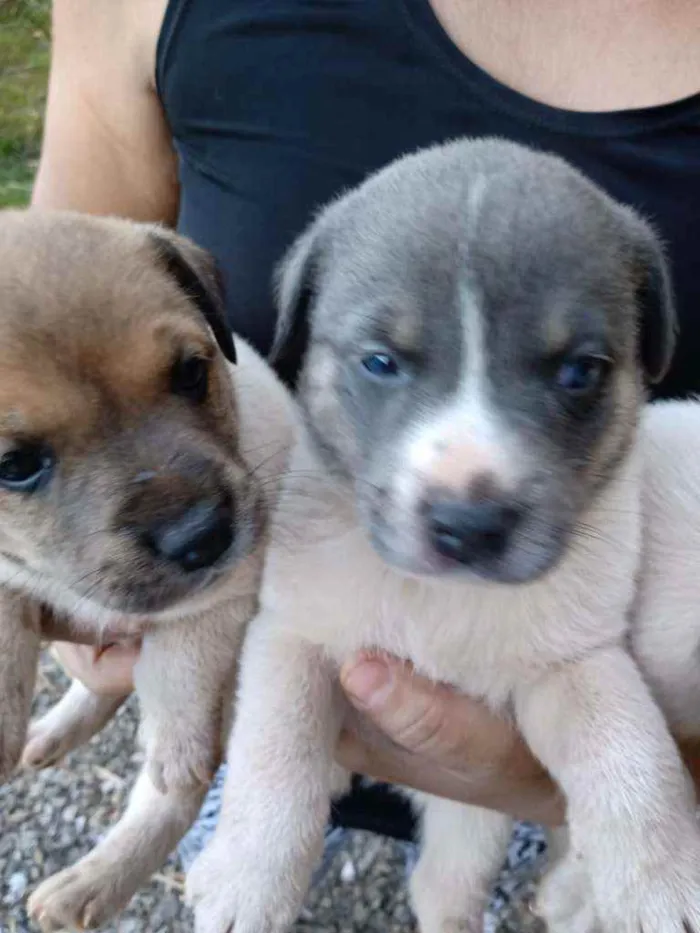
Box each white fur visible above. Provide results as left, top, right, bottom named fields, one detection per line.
left=399, top=283, right=519, bottom=502
left=187, top=398, right=700, bottom=933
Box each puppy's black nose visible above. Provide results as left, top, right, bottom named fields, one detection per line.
left=428, top=500, right=520, bottom=566
left=141, top=496, right=234, bottom=572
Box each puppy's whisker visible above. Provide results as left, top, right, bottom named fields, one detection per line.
left=242, top=446, right=293, bottom=483
left=66, top=565, right=108, bottom=593
left=78, top=526, right=116, bottom=544
left=240, top=439, right=291, bottom=460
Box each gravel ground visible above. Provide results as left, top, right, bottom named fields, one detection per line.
left=1, top=653, right=541, bottom=933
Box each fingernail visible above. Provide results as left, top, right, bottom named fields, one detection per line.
left=341, top=658, right=393, bottom=709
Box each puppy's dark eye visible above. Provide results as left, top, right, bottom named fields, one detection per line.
left=0, top=444, right=54, bottom=493
left=556, top=356, right=609, bottom=396
left=361, top=352, right=402, bottom=380
left=171, top=356, right=209, bottom=403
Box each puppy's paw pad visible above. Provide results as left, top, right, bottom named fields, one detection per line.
left=28, top=867, right=118, bottom=931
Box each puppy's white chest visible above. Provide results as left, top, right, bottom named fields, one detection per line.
left=272, top=523, right=634, bottom=708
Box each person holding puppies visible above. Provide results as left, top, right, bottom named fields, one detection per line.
left=33, top=0, right=700, bottom=921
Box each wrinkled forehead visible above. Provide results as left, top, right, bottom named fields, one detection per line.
left=319, top=171, right=634, bottom=361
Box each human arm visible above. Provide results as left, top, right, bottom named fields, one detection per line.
left=32, top=0, right=178, bottom=222
left=39, top=607, right=138, bottom=696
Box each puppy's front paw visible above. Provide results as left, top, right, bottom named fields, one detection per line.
left=28, top=863, right=123, bottom=932
left=534, top=853, right=600, bottom=933
left=186, top=832, right=306, bottom=933
left=621, top=877, right=700, bottom=933
left=22, top=715, right=79, bottom=770
left=410, top=858, right=491, bottom=933
left=22, top=687, right=124, bottom=770
left=591, top=835, right=700, bottom=933
left=147, top=727, right=218, bottom=796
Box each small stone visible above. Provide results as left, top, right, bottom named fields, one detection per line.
left=62, top=804, right=78, bottom=824
left=340, top=858, right=356, bottom=884
left=115, top=919, right=140, bottom=933
left=6, top=871, right=28, bottom=905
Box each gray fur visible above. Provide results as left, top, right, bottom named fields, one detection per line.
left=275, top=138, right=676, bottom=583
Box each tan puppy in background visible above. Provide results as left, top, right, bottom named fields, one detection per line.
left=0, top=209, right=296, bottom=930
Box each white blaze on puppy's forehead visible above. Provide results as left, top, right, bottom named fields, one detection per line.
left=465, top=173, right=489, bottom=238
left=398, top=285, right=518, bottom=502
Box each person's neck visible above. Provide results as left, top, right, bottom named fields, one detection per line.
left=429, top=0, right=700, bottom=111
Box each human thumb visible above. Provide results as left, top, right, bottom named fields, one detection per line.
left=340, top=653, right=462, bottom=758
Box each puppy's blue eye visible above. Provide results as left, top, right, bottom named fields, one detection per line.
left=361, top=353, right=401, bottom=380
left=556, top=356, right=607, bottom=395
left=0, top=444, right=54, bottom=493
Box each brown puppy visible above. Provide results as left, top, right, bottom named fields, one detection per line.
left=0, top=209, right=296, bottom=929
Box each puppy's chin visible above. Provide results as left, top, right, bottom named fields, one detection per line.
left=366, top=518, right=569, bottom=586
left=27, top=550, right=242, bottom=624
left=74, top=489, right=262, bottom=617
left=87, top=560, right=239, bottom=618
left=95, top=581, right=207, bottom=616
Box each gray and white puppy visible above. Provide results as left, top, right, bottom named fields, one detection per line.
left=187, top=139, right=700, bottom=933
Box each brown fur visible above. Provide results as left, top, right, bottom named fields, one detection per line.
left=0, top=209, right=296, bottom=930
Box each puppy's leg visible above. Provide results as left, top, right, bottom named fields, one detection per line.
left=22, top=679, right=126, bottom=769
left=536, top=830, right=599, bottom=933
left=27, top=767, right=206, bottom=932
left=187, top=615, right=343, bottom=933
left=515, top=644, right=700, bottom=933
left=411, top=794, right=512, bottom=933
left=0, top=590, right=41, bottom=780
left=135, top=598, right=250, bottom=796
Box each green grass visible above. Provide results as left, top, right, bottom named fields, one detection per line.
left=0, top=0, right=51, bottom=207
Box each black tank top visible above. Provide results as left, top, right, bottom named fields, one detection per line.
left=156, top=0, right=700, bottom=839
left=157, top=0, right=700, bottom=398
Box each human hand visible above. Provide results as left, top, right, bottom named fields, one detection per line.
left=39, top=610, right=138, bottom=697
left=50, top=642, right=138, bottom=696
left=337, top=652, right=566, bottom=825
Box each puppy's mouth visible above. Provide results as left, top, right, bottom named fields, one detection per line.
left=57, top=486, right=262, bottom=618
left=97, top=564, right=233, bottom=616
left=96, top=522, right=254, bottom=616
left=367, top=505, right=570, bottom=585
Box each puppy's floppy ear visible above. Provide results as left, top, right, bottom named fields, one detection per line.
left=149, top=229, right=237, bottom=364
left=619, top=209, right=677, bottom=385
left=270, top=225, right=322, bottom=369
left=636, top=237, right=677, bottom=385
